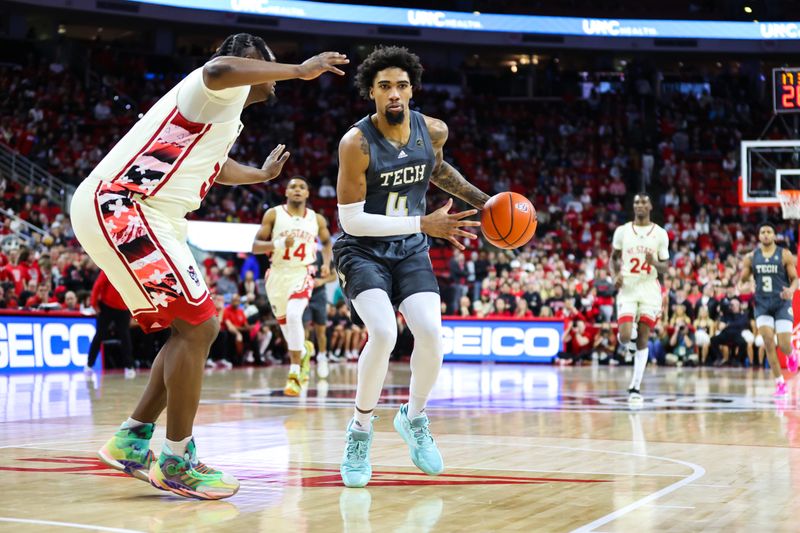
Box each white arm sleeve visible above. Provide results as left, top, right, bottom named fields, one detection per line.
left=176, top=68, right=248, bottom=123
left=338, top=201, right=421, bottom=237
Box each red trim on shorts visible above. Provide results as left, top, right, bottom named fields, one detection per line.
left=289, top=274, right=314, bottom=301
left=149, top=118, right=212, bottom=197
left=618, top=315, right=635, bottom=324
left=92, top=182, right=154, bottom=315
left=639, top=315, right=657, bottom=328
left=135, top=203, right=207, bottom=305
left=134, top=293, right=216, bottom=334
left=112, top=108, right=179, bottom=183
left=276, top=315, right=287, bottom=325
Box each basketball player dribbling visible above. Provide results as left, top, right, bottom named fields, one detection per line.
left=611, top=193, right=670, bottom=405
left=739, top=222, right=798, bottom=396
left=70, top=33, right=348, bottom=499
left=334, top=45, right=489, bottom=487
left=252, top=176, right=332, bottom=396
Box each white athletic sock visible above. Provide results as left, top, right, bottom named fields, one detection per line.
left=777, top=375, right=785, bottom=384
left=353, top=410, right=372, bottom=430
left=289, top=364, right=301, bottom=375
left=122, top=417, right=147, bottom=429
left=630, top=348, right=648, bottom=390
left=164, top=435, right=192, bottom=457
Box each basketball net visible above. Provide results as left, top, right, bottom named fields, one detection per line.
left=779, top=190, right=800, bottom=220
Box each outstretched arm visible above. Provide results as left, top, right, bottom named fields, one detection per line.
left=425, top=115, right=490, bottom=209
left=217, top=145, right=290, bottom=186
left=203, top=51, right=348, bottom=90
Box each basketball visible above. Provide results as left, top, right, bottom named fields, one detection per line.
left=480, top=192, right=537, bottom=249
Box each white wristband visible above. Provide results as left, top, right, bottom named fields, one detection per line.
left=338, top=201, right=421, bottom=237
left=273, top=237, right=287, bottom=250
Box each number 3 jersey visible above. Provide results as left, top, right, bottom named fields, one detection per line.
left=88, top=67, right=246, bottom=220
left=752, top=246, right=789, bottom=306
left=612, top=222, right=670, bottom=282
left=351, top=110, right=435, bottom=242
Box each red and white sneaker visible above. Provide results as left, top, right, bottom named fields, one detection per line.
left=788, top=350, right=799, bottom=373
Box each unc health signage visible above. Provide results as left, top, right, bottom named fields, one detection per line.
left=442, top=317, right=564, bottom=363
left=130, top=0, right=800, bottom=40
left=0, top=313, right=98, bottom=374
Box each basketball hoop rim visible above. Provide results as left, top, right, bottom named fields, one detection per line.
left=778, top=190, right=800, bottom=220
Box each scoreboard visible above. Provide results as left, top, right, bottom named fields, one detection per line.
left=774, top=67, right=800, bottom=114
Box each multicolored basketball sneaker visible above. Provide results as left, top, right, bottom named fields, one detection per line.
left=393, top=404, right=444, bottom=476
left=97, top=422, right=156, bottom=482
left=284, top=372, right=302, bottom=396
left=300, top=340, right=314, bottom=385
left=148, top=438, right=239, bottom=500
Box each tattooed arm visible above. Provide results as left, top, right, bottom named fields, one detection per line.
left=425, top=115, right=490, bottom=209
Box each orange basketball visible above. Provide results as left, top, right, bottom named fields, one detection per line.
left=480, top=192, right=537, bottom=249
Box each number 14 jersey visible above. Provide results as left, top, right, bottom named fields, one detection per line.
left=270, top=206, right=319, bottom=268
left=612, top=222, right=670, bottom=282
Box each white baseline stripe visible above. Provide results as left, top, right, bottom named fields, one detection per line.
left=0, top=517, right=143, bottom=533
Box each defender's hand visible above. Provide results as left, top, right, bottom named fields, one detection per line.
left=420, top=198, right=480, bottom=250
left=320, top=264, right=330, bottom=278
left=645, top=251, right=656, bottom=265
left=261, top=144, right=290, bottom=181
left=298, top=52, right=349, bottom=80
left=781, top=287, right=794, bottom=300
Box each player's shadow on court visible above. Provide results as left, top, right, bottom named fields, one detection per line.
left=340, top=488, right=444, bottom=533
left=125, top=495, right=239, bottom=528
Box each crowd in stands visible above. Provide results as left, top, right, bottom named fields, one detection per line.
left=0, top=39, right=795, bottom=369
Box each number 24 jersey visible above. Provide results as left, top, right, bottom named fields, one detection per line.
left=612, top=222, right=669, bottom=282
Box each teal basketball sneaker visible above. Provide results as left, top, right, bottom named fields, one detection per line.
left=340, top=419, right=373, bottom=488
left=393, top=404, right=443, bottom=475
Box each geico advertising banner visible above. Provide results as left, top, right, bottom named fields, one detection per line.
left=0, top=315, right=98, bottom=373
left=442, top=318, right=564, bottom=363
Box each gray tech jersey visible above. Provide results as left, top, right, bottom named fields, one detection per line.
left=352, top=110, right=435, bottom=242
left=753, top=246, right=790, bottom=305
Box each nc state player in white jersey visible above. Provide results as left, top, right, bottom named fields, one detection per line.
left=70, top=33, right=348, bottom=500
left=252, top=176, right=332, bottom=396
left=611, top=193, right=670, bottom=405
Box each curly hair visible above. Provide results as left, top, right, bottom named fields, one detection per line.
left=355, top=45, right=424, bottom=99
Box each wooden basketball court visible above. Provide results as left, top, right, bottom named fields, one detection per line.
left=1, top=363, right=798, bottom=532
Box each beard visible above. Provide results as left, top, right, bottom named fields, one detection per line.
left=386, top=109, right=404, bottom=125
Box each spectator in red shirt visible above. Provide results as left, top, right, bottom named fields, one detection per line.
left=1, top=248, right=31, bottom=297
left=62, top=290, right=79, bottom=311
left=486, top=298, right=513, bottom=319
left=513, top=298, right=534, bottom=319
left=86, top=271, right=135, bottom=377
left=24, top=283, right=58, bottom=309
left=0, top=284, right=18, bottom=310
left=222, top=293, right=249, bottom=365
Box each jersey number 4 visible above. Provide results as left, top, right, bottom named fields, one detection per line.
left=282, top=243, right=306, bottom=262
left=630, top=257, right=652, bottom=274
left=386, top=192, right=409, bottom=216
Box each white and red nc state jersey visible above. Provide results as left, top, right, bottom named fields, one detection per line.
left=89, top=68, right=244, bottom=218
left=612, top=222, right=670, bottom=281
left=270, top=206, right=319, bottom=268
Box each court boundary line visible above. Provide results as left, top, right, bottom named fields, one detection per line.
left=567, top=447, right=705, bottom=532
left=0, top=517, right=144, bottom=532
